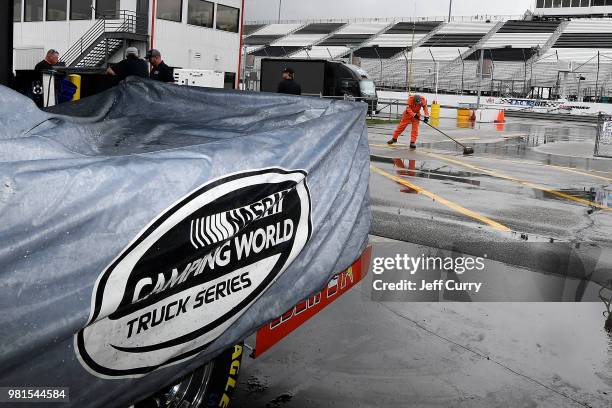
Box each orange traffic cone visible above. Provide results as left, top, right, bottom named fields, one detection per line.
left=494, top=109, right=505, bottom=123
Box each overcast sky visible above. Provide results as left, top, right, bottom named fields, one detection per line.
left=244, top=0, right=535, bottom=22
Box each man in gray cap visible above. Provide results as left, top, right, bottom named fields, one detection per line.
left=106, top=46, right=148, bottom=80
left=146, top=49, right=174, bottom=83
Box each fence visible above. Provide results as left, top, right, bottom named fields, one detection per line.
left=595, top=113, right=612, bottom=158
left=245, top=15, right=522, bottom=26
left=362, top=50, right=612, bottom=101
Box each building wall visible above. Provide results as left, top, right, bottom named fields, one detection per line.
left=13, top=0, right=139, bottom=66
left=535, top=1, right=612, bottom=16
left=153, top=0, right=241, bottom=75
left=12, top=0, right=242, bottom=76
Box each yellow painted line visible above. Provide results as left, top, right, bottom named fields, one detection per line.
left=489, top=158, right=612, bottom=182
left=369, top=143, right=404, bottom=149
left=370, top=164, right=511, bottom=232
left=424, top=152, right=611, bottom=211
left=370, top=141, right=612, bottom=181
left=369, top=138, right=480, bottom=148
left=427, top=137, right=481, bottom=144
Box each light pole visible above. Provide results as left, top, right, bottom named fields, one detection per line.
left=477, top=47, right=484, bottom=109
left=448, top=0, right=453, bottom=22
left=278, top=0, right=282, bottom=23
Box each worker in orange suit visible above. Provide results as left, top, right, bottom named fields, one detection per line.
left=388, top=94, right=429, bottom=149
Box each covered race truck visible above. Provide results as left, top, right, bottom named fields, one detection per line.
left=0, top=77, right=371, bottom=407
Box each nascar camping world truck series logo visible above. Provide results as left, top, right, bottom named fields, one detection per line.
left=75, top=168, right=312, bottom=378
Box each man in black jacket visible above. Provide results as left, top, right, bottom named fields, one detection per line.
left=106, top=47, right=148, bottom=80
left=277, top=67, right=301, bottom=95
left=34, top=49, right=59, bottom=72
left=146, top=49, right=174, bottom=83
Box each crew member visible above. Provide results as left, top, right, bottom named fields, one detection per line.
left=388, top=94, right=429, bottom=149
left=277, top=67, right=301, bottom=95
left=146, top=49, right=174, bottom=83
left=34, top=49, right=60, bottom=72
left=106, top=47, right=148, bottom=80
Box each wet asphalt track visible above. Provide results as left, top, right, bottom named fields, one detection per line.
left=232, top=117, right=612, bottom=408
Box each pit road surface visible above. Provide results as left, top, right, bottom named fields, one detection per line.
left=233, top=117, right=612, bottom=408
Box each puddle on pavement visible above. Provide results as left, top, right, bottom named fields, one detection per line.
left=373, top=119, right=608, bottom=172
left=371, top=155, right=490, bottom=189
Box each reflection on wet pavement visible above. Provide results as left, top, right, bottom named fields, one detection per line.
left=371, top=155, right=484, bottom=188
left=234, top=116, right=612, bottom=408
left=368, top=118, right=609, bottom=173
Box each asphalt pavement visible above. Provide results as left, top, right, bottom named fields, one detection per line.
left=232, top=117, right=612, bottom=408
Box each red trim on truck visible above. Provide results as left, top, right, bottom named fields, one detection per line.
left=253, top=246, right=372, bottom=358
left=236, top=0, right=245, bottom=89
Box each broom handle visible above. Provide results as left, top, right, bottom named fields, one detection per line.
left=421, top=119, right=469, bottom=149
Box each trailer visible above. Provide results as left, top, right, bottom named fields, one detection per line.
left=260, top=58, right=378, bottom=113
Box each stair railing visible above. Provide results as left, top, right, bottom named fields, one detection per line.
left=60, top=10, right=147, bottom=66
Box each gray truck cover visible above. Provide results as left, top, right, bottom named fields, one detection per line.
left=0, top=77, right=370, bottom=406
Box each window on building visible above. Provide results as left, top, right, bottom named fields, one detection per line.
left=24, top=0, right=43, bottom=21
left=593, top=0, right=605, bottom=5
left=606, top=0, right=612, bottom=5
left=96, top=0, right=119, bottom=18
left=562, top=0, right=570, bottom=6
left=47, top=0, right=67, bottom=20
left=71, top=0, right=92, bottom=19
left=545, top=0, right=553, bottom=7
left=13, top=0, right=22, bottom=21
left=216, top=4, right=239, bottom=33
left=157, top=0, right=183, bottom=22
left=553, top=0, right=562, bottom=7
left=571, top=0, right=580, bottom=6
left=188, top=0, right=213, bottom=27
left=581, top=0, right=590, bottom=5
left=536, top=0, right=544, bottom=6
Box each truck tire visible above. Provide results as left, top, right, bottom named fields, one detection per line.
left=134, top=344, right=244, bottom=408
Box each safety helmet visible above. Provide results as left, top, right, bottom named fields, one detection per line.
left=413, top=94, right=421, bottom=104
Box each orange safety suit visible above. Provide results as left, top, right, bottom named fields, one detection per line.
left=392, top=95, right=430, bottom=143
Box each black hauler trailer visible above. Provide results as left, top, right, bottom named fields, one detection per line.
left=260, top=58, right=378, bottom=113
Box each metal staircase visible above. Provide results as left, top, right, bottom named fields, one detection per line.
left=60, top=10, right=148, bottom=68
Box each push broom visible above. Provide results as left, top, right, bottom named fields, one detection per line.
left=421, top=119, right=475, bottom=156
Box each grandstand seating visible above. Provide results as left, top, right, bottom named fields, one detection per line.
left=354, top=21, right=442, bottom=59
left=423, top=21, right=497, bottom=47
left=553, top=19, right=612, bottom=48
left=243, top=16, right=612, bottom=99
left=243, top=24, right=265, bottom=36
left=292, top=22, right=390, bottom=59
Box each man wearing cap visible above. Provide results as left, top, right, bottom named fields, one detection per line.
left=35, top=49, right=60, bottom=72
left=146, top=49, right=174, bottom=83
left=277, top=67, right=301, bottom=95
left=106, top=47, right=148, bottom=80
left=388, top=94, right=429, bottom=149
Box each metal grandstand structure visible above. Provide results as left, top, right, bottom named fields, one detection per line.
left=242, top=15, right=612, bottom=101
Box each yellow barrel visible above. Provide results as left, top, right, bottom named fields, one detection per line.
left=430, top=102, right=441, bottom=119
left=67, top=74, right=81, bottom=101
left=457, top=108, right=470, bottom=119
